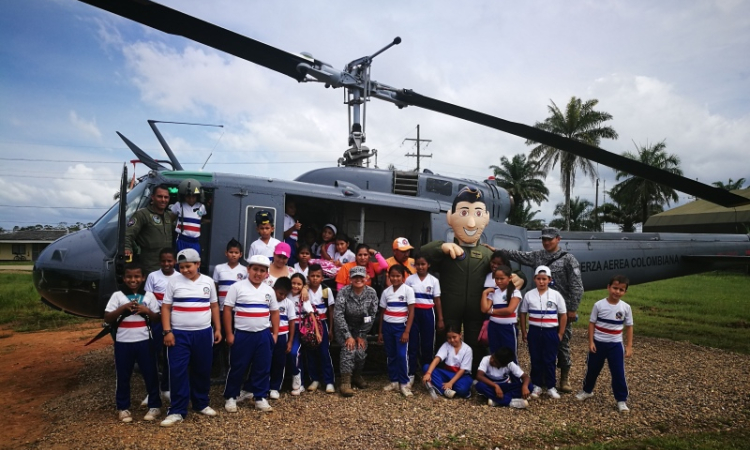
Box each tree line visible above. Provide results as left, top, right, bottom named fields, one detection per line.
left=490, top=96, right=747, bottom=232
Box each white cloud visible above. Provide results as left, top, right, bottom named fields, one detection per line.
left=68, top=111, right=102, bottom=140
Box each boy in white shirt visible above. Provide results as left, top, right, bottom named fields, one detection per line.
left=170, top=188, right=206, bottom=253
left=475, top=347, right=532, bottom=409
left=249, top=210, right=281, bottom=258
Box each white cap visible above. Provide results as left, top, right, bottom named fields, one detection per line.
left=247, top=254, right=271, bottom=268
left=176, top=248, right=200, bottom=263
left=534, top=265, right=551, bottom=276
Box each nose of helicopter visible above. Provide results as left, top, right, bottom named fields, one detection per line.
left=33, top=228, right=116, bottom=318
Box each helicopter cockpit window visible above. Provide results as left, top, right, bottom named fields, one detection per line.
left=426, top=178, right=452, bottom=197
left=91, top=182, right=151, bottom=255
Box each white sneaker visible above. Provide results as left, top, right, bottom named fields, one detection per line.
left=255, top=398, right=273, bottom=412
left=225, top=398, right=237, bottom=413
left=307, top=381, right=320, bottom=392
left=269, top=390, right=280, bottom=400
left=198, top=406, right=217, bottom=417
left=383, top=381, right=399, bottom=392
left=140, top=395, right=148, bottom=407
left=576, top=391, right=595, bottom=401
left=292, top=374, right=302, bottom=390
left=530, top=385, right=542, bottom=399
left=546, top=387, right=561, bottom=399
left=617, top=401, right=630, bottom=413
left=400, top=384, right=413, bottom=397
left=161, top=391, right=171, bottom=403
left=444, top=388, right=456, bottom=399
left=407, top=375, right=415, bottom=387
left=487, top=399, right=497, bottom=407
left=237, top=390, right=253, bottom=402
left=325, top=383, right=335, bottom=394
left=160, top=414, right=183, bottom=427
left=509, top=398, right=529, bottom=409
left=143, top=408, right=161, bottom=421
left=118, top=410, right=132, bottom=423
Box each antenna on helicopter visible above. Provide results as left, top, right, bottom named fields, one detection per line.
left=297, top=37, right=403, bottom=167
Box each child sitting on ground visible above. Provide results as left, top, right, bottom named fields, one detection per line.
left=421, top=325, right=473, bottom=399
left=475, top=347, right=532, bottom=409
left=104, top=264, right=162, bottom=423
left=576, top=275, right=634, bottom=413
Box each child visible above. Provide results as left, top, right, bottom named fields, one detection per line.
left=480, top=265, right=523, bottom=359
left=265, top=242, right=296, bottom=287
left=212, top=238, right=248, bottom=311
left=305, top=264, right=336, bottom=393
left=317, top=223, right=337, bottom=261
left=287, top=273, right=313, bottom=395
left=170, top=188, right=206, bottom=253
left=104, top=264, right=162, bottom=422
left=405, top=252, right=444, bottom=385
left=476, top=347, right=532, bottom=409
left=143, top=248, right=177, bottom=403
left=269, top=277, right=297, bottom=399
left=294, top=244, right=312, bottom=277
left=519, top=265, right=567, bottom=400
left=283, top=200, right=301, bottom=265
left=484, top=251, right=506, bottom=288
left=249, top=210, right=281, bottom=258
left=159, top=249, right=222, bottom=427
left=222, top=255, right=280, bottom=414
left=332, top=233, right=355, bottom=267
left=576, top=275, right=634, bottom=413
left=378, top=265, right=416, bottom=397
left=421, top=325, right=473, bottom=399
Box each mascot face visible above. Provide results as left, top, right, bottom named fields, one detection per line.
left=446, top=188, right=489, bottom=245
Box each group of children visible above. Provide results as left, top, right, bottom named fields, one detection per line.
left=107, top=206, right=635, bottom=425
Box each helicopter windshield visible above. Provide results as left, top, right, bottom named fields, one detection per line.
left=90, top=182, right=152, bottom=255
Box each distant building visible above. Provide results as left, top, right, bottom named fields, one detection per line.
left=644, top=187, right=750, bottom=234
left=0, top=230, right=68, bottom=261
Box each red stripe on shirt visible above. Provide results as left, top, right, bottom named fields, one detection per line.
left=595, top=325, right=622, bottom=335
left=176, top=224, right=201, bottom=232
left=278, top=326, right=289, bottom=333
left=153, top=292, right=164, bottom=300
left=414, top=304, right=434, bottom=309
left=528, top=317, right=558, bottom=323
left=119, top=321, right=146, bottom=328
left=236, top=311, right=270, bottom=318
left=492, top=312, right=517, bottom=318
left=384, top=310, right=408, bottom=317
left=445, top=364, right=460, bottom=373
left=173, top=305, right=210, bottom=312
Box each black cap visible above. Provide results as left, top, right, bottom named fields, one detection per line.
left=255, top=210, right=273, bottom=226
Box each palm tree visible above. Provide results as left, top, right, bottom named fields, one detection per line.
left=526, top=97, right=618, bottom=230
left=712, top=178, right=746, bottom=190
left=513, top=203, right=546, bottom=230
left=489, top=153, right=549, bottom=225
left=549, top=197, right=595, bottom=231
left=609, top=140, right=682, bottom=224
left=594, top=194, right=646, bottom=232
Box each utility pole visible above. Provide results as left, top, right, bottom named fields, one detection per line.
left=594, top=178, right=600, bottom=231
left=403, top=124, right=432, bottom=172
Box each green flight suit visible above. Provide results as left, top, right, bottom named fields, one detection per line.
left=124, top=205, right=174, bottom=275
left=422, top=240, right=493, bottom=365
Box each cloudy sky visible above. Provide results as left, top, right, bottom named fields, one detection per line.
left=2, top=0, right=749, bottom=231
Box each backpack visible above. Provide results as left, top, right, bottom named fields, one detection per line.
left=298, top=313, right=323, bottom=348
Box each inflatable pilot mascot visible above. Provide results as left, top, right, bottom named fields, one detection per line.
left=421, top=186, right=521, bottom=369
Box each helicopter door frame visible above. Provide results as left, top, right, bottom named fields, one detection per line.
left=242, top=204, right=278, bottom=253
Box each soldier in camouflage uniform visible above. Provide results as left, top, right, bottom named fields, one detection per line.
left=124, top=185, right=174, bottom=275
left=333, top=266, right=379, bottom=397
left=499, top=227, right=584, bottom=393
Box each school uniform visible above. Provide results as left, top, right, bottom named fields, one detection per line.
left=223, top=279, right=279, bottom=401
left=249, top=237, right=282, bottom=259
left=212, top=263, right=248, bottom=311
left=283, top=213, right=299, bottom=265
left=287, top=293, right=312, bottom=384
left=475, top=355, right=534, bottom=407
left=270, top=298, right=297, bottom=392
left=163, top=273, right=217, bottom=416
left=582, top=299, right=633, bottom=402
left=520, top=288, right=566, bottom=389
left=333, top=249, right=356, bottom=265
left=170, top=201, right=206, bottom=253
left=145, top=269, right=176, bottom=392
left=105, top=290, right=162, bottom=411
left=423, top=341, right=473, bottom=398
left=305, top=285, right=335, bottom=385
left=293, top=263, right=309, bottom=277
left=487, top=286, right=522, bottom=360
left=405, top=273, right=441, bottom=376
left=380, top=284, right=416, bottom=385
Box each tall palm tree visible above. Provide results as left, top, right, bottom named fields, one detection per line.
left=712, top=178, right=746, bottom=190
left=526, top=97, right=618, bottom=230
left=489, top=153, right=549, bottom=225
left=594, top=194, right=651, bottom=233
left=609, top=140, right=682, bottom=225
left=513, top=203, right=546, bottom=230
left=549, top=196, right=596, bottom=231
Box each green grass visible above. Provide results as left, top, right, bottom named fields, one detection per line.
left=0, top=260, right=34, bottom=265
left=574, top=271, right=750, bottom=354
left=566, top=427, right=750, bottom=449
left=0, top=273, right=87, bottom=331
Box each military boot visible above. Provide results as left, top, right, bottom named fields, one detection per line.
left=352, top=370, right=369, bottom=389
left=340, top=374, right=355, bottom=397
left=559, top=367, right=573, bottom=393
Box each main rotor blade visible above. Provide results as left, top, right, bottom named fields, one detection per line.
left=117, top=132, right=167, bottom=171
left=79, top=0, right=309, bottom=82
left=397, top=90, right=750, bottom=208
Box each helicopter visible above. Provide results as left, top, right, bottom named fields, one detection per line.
left=33, top=0, right=750, bottom=318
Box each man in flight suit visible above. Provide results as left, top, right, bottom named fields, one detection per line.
left=125, top=184, right=174, bottom=275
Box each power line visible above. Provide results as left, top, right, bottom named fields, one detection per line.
left=0, top=205, right=107, bottom=209
left=0, top=174, right=118, bottom=181
left=0, top=157, right=331, bottom=165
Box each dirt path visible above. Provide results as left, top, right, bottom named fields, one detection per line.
left=0, top=322, right=108, bottom=449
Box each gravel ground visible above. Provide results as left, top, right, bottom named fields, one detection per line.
left=32, top=334, right=750, bottom=450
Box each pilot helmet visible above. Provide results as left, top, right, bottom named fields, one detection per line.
left=178, top=178, right=203, bottom=202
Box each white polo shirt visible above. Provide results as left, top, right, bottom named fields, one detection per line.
left=212, top=263, right=247, bottom=310
left=224, top=279, right=279, bottom=332
left=104, top=291, right=160, bottom=343
left=145, top=269, right=176, bottom=306
left=478, top=355, right=524, bottom=383
left=308, top=285, right=333, bottom=319
left=520, top=288, right=567, bottom=328
left=163, top=273, right=217, bottom=331
left=277, top=298, right=298, bottom=335
left=435, top=341, right=473, bottom=374
left=405, top=273, right=441, bottom=309
left=488, top=287, right=522, bottom=325
left=249, top=237, right=281, bottom=258
left=380, top=284, right=416, bottom=324
left=170, top=201, right=206, bottom=238
left=590, top=298, right=633, bottom=343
